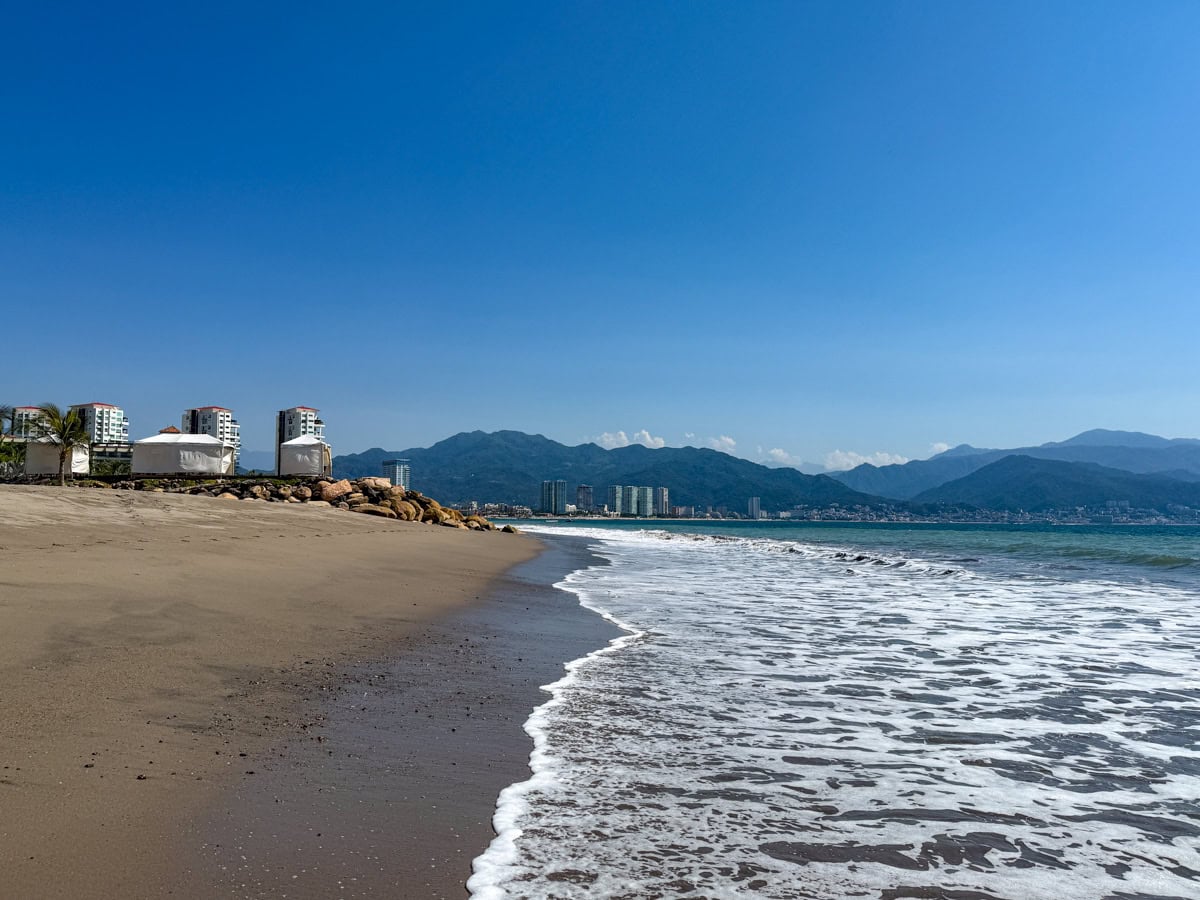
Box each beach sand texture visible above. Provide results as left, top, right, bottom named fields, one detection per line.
left=0, top=485, right=540, bottom=899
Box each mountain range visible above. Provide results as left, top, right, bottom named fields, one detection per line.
left=912, top=455, right=1200, bottom=512
left=831, top=430, right=1200, bottom=500
left=325, top=428, right=1200, bottom=515
left=333, top=430, right=879, bottom=510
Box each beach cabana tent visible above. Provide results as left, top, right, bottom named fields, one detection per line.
left=24, top=440, right=90, bottom=476
left=132, top=433, right=235, bottom=475
left=278, top=434, right=332, bottom=477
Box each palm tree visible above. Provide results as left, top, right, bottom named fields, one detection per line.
left=34, top=403, right=89, bottom=486
left=0, top=405, right=17, bottom=476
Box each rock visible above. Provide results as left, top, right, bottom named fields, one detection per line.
left=385, top=486, right=407, bottom=501
left=293, top=485, right=312, bottom=500
left=355, top=503, right=397, bottom=518
left=286, top=496, right=300, bottom=503
left=306, top=500, right=332, bottom=508
left=217, top=492, right=240, bottom=501
left=466, top=520, right=481, bottom=530
left=345, top=492, right=366, bottom=503
left=441, top=520, right=467, bottom=528
left=319, top=479, right=353, bottom=502
left=466, top=515, right=494, bottom=530
left=276, top=486, right=293, bottom=499
left=336, top=501, right=350, bottom=510
left=501, top=524, right=521, bottom=534
left=390, top=499, right=418, bottom=520
left=358, top=477, right=391, bottom=491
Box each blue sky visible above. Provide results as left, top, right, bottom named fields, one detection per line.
left=4, top=2, right=1198, bottom=469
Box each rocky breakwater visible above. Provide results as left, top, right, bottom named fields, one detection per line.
left=202, top=476, right=508, bottom=532
left=6, top=474, right=520, bottom=532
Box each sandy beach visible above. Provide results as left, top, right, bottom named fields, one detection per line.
left=0, top=485, right=604, bottom=899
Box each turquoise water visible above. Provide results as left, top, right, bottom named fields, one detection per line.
left=473, top=520, right=1200, bottom=899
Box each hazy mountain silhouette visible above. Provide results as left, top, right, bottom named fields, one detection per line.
left=913, top=455, right=1200, bottom=512
left=832, top=430, right=1200, bottom=499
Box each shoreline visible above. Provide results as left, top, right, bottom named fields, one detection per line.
left=186, top=533, right=618, bottom=898
left=0, top=485, right=602, bottom=899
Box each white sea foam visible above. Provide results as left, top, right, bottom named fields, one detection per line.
left=470, top=525, right=1200, bottom=899
left=467, top=571, right=643, bottom=899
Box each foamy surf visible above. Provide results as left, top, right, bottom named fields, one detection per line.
left=470, top=523, right=1200, bottom=899
left=468, top=564, right=643, bottom=900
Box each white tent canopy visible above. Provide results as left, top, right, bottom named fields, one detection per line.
left=25, top=440, right=90, bottom=476
left=132, top=433, right=235, bottom=475
left=278, top=434, right=332, bottom=477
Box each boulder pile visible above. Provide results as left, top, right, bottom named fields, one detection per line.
left=195, top=476, right=500, bottom=530
left=10, top=474, right=504, bottom=531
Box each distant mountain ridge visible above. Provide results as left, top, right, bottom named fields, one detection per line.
left=328, top=429, right=1200, bottom=516
left=334, top=430, right=883, bottom=510
left=833, top=430, right=1200, bottom=499
left=1044, top=429, right=1200, bottom=449
left=914, top=455, right=1200, bottom=512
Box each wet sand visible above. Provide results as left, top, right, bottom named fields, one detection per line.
left=0, top=485, right=598, bottom=899
left=190, top=537, right=618, bottom=898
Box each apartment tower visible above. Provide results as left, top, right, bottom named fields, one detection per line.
left=653, top=486, right=670, bottom=517
left=276, top=406, right=325, bottom=474
left=382, top=459, right=411, bottom=490
left=11, top=407, right=44, bottom=438
left=637, top=486, right=654, bottom=518
left=540, top=479, right=568, bottom=515
left=181, top=406, right=241, bottom=467
left=69, top=403, right=130, bottom=443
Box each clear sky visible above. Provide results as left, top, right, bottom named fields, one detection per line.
left=4, top=2, right=1198, bottom=469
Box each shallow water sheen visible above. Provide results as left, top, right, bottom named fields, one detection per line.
left=469, top=526, right=1200, bottom=900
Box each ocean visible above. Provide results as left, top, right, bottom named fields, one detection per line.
left=468, top=521, right=1200, bottom=900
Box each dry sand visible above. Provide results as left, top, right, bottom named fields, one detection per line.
left=0, top=484, right=541, bottom=899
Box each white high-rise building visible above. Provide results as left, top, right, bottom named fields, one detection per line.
left=621, top=485, right=639, bottom=517
left=276, top=406, right=325, bottom=474
left=637, top=486, right=653, bottom=518
left=70, top=403, right=130, bottom=443
left=748, top=496, right=762, bottom=519
left=182, top=407, right=241, bottom=466
left=606, top=485, right=623, bottom=515
left=653, top=486, right=670, bottom=517
left=382, top=459, right=411, bottom=490
left=12, top=406, right=44, bottom=438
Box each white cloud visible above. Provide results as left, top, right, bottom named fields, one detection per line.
left=596, top=431, right=629, bottom=449
left=631, top=429, right=666, bottom=449
left=765, top=447, right=803, bottom=466
left=929, top=442, right=951, bottom=455
left=706, top=435, right=737, bottom=453
left=823, top=449, right=910, bottom=471
left=596, top=429, right=666, bottom=450
left=684, top=432, right=696, bottom=441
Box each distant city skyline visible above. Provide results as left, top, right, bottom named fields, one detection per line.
left=2, top=393, right=1196, bottom=474
left=4, top=5, right=1198, bottom=463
